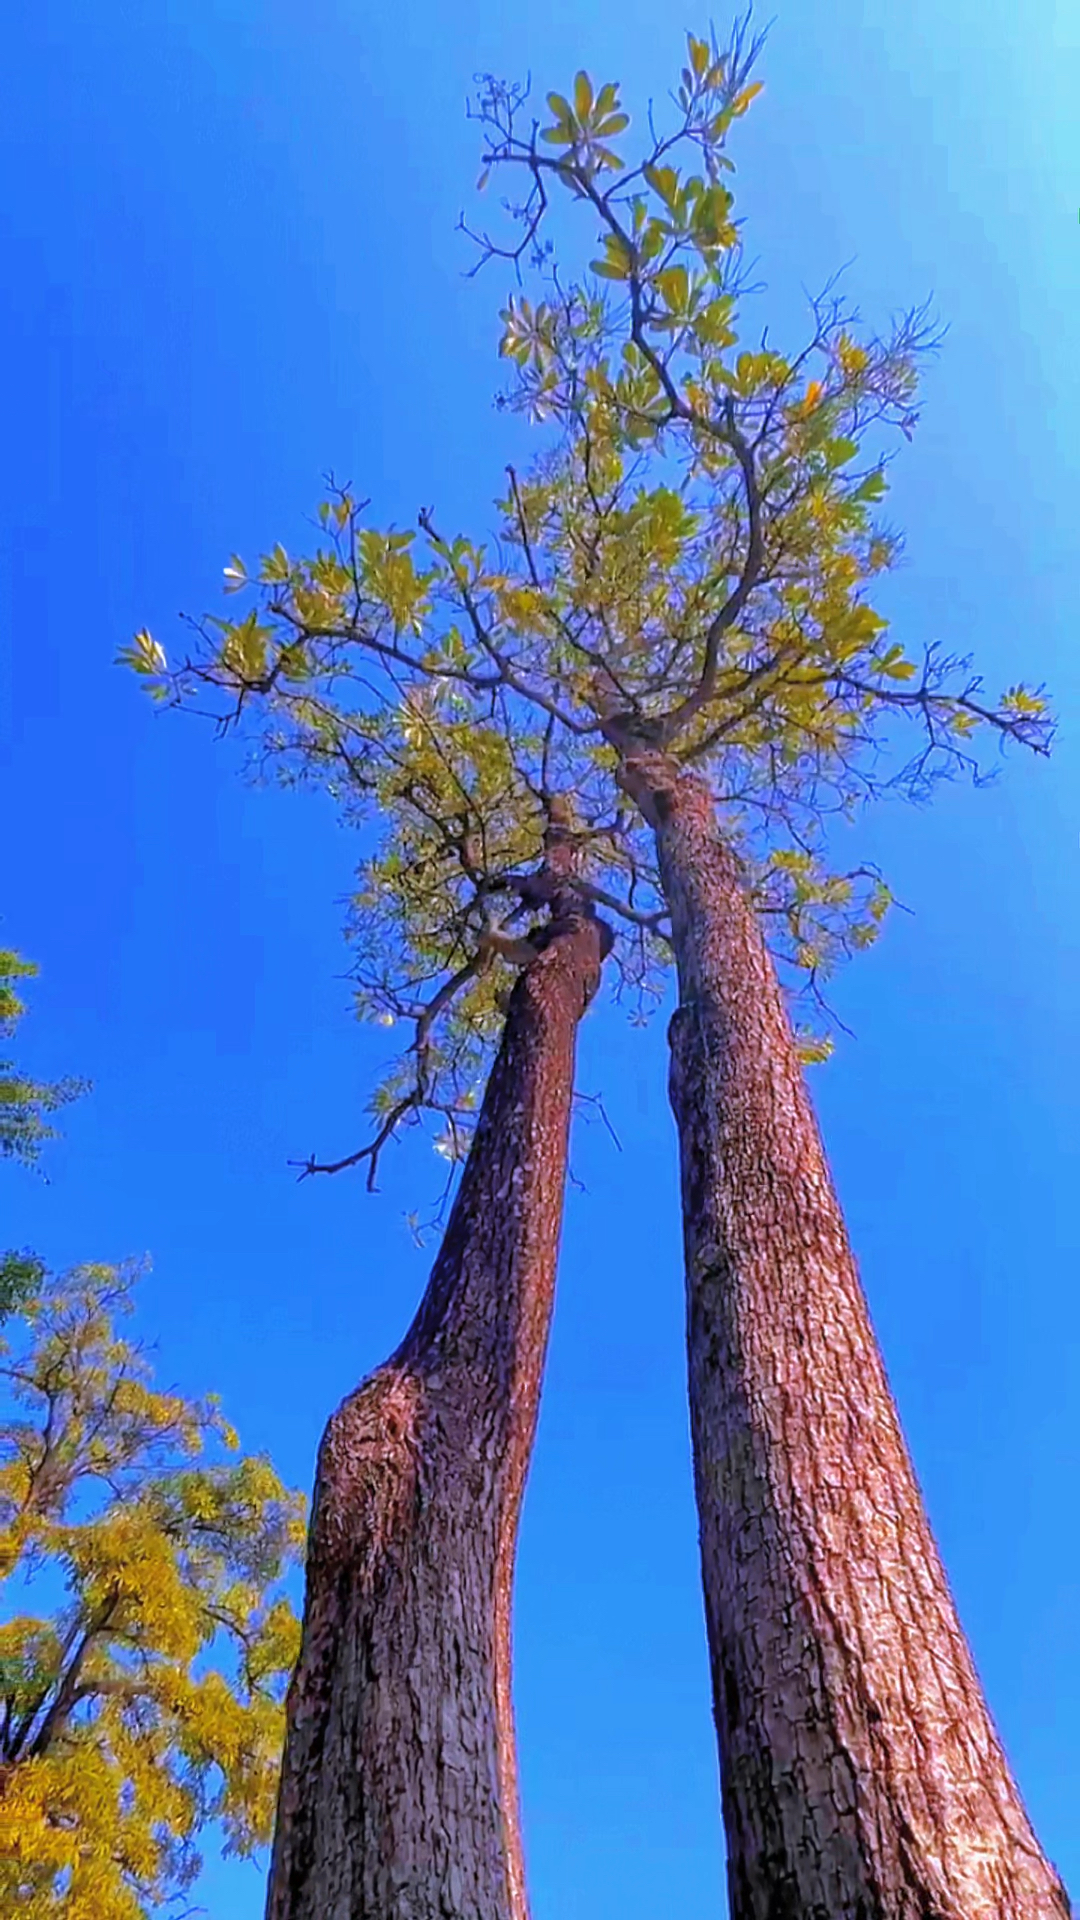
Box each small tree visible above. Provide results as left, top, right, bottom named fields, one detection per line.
left=0, top=1260, right=305, bottom=1920
left=128, top=20, right=1069, bottom=1915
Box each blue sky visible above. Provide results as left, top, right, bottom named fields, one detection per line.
left=2, top=2, right=1078, bottom=1912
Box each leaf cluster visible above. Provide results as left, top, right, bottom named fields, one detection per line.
left=0, top=951, right=87, bottom=1173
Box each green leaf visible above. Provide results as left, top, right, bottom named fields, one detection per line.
left=694, top=182, right=733, bottom=246
left=694, top=296, right=736, bottom=346
left=873, top=643, right=916, bottom=681
left=656, top=265, right=690, bottom=312
left=643, top=163, right=679, bottom=208
left=591, top=234, right=632, bottom=281
left=853, top=469, right=888, bottom=504
left=222, top=610, right=271, bottom=680
left=730, top=80, right=764, bottom=117
left=639, top=219, right=666, bottom=263
left=687, top=34, right=711, bottom=78
left=117, top=629, right=168, bottom=677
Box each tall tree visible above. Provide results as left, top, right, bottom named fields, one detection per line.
left=619, top=740, right=1070, bottom=1917
left=0, top=1260, right=304, bottom=1920
left=129, top=21, right=1069, bottom=1915
left=266, top=816, right=610, bottom=1920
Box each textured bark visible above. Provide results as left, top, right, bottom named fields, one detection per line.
left=266, top=907, right=608, bottom=1920
left=621, top=745, right=1070, bottom=1920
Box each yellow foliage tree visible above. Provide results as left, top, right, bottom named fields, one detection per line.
left=0, top=1259, right=305, bottom=1918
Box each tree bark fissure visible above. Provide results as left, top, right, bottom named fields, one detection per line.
left=618, top=742, right=1070, bottom=1920
left=266, top=906, right=608, bottom=1920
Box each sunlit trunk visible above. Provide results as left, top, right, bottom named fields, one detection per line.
left=266, top=907, right=608, bottom=1920
left=622, top=743, right=1070, bottom=1920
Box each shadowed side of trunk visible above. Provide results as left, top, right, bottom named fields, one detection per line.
left=621, top=745, right=1069, bottom=1920
left=266, top=907, right=608, bottom=1920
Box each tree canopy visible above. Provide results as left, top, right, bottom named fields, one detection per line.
left=124, top=22, right=1051, bottom=1188
left=0, top=1259, right=305, bottom=1920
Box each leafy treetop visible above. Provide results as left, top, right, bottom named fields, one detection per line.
left=123, top=20, right=1051, bottom=1183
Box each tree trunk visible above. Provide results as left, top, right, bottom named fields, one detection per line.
left=266, top=907, right=608, bottom=1920
left=620, top=744, right=1070, bottom=1920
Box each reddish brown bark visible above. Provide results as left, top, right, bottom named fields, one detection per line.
left=266, top=903, right=608, bottom=1920
left=621, top=743, right=1070, bottom=1920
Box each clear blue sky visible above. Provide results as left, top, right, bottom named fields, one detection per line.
left=2, top=2, right=1078, bottom=1913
